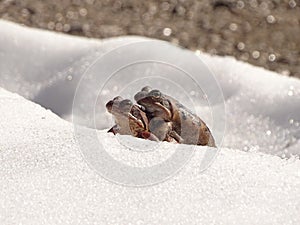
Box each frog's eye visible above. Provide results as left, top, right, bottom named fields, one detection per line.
left=132, top=109, right=140, bottom=118
left=141, top=86, right=152, bottom=92
left=113, top=96, right=123, bottom=101
left=149, top=90, right=161, bottom=98
left=162, top=100, right=170, bottom=109
left=119, top=99, right=133, bottom=110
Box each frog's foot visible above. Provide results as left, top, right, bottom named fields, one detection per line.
left=108, top=125, right=119, bottom=135
left=140, top=131, right=160, bottom=141
left=168, top=130, right=184, bottom=143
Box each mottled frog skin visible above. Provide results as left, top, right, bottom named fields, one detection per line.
left=106, top=96, right=160, bottom=141
left=106, top=96, right=180, bottom=143
left=134, top=86, right=216, bottom=147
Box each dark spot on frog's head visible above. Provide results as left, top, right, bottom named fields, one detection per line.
left=181, top=111, right=187, bottom=120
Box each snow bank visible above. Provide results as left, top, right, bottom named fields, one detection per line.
left=0, top=87, right=300, bottom=224
left=0, top=20, right=300, bottom=224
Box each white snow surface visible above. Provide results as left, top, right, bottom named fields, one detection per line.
left=0, top=20, right=300, bottom=224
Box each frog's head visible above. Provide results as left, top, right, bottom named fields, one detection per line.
left=134, top=86, right=173, bottom=121
left=106, top=96, right=133, bottom=117
left=106, top=96, right=147, bottom=132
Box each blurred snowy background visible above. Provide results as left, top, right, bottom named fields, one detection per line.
left=1, top=0, right=300, bottom=77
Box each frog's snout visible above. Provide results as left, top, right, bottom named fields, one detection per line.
left=105, top=100, right=114, bottom=113
left=106, top=96, right=125, bottom=113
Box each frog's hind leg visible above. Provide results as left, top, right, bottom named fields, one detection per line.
left=197, top=125, right=217, bottom=147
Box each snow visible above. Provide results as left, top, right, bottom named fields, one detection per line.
left=0, top=20, right=300, bottom=224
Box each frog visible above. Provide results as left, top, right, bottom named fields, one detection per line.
left=134, top=86, right=216, bottom=147
left=106, top=96, right=178, bottom=142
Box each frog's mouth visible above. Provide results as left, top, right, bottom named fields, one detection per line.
left=106, top=98, right=135, bottom=117
left=105, top=100, right=114, bottom=113
left=106, top=101, right=127, bottom=117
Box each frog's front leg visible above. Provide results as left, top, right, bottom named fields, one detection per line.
left=168, top=130, right=184, bottom=143
left=107, top=124, right=119, bottom=135
left=140, top=131, right=160, bottom=141
left=147, top=117, right=170, bottom=141
left=148, top=117, right=183, bottom=143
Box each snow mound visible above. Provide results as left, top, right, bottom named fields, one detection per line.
left=0, top=87, right=300, bottom=224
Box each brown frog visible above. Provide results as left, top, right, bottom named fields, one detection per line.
left=134, top=86, right=216, bottom=147
left=106, top=96, right=175, bottom=142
